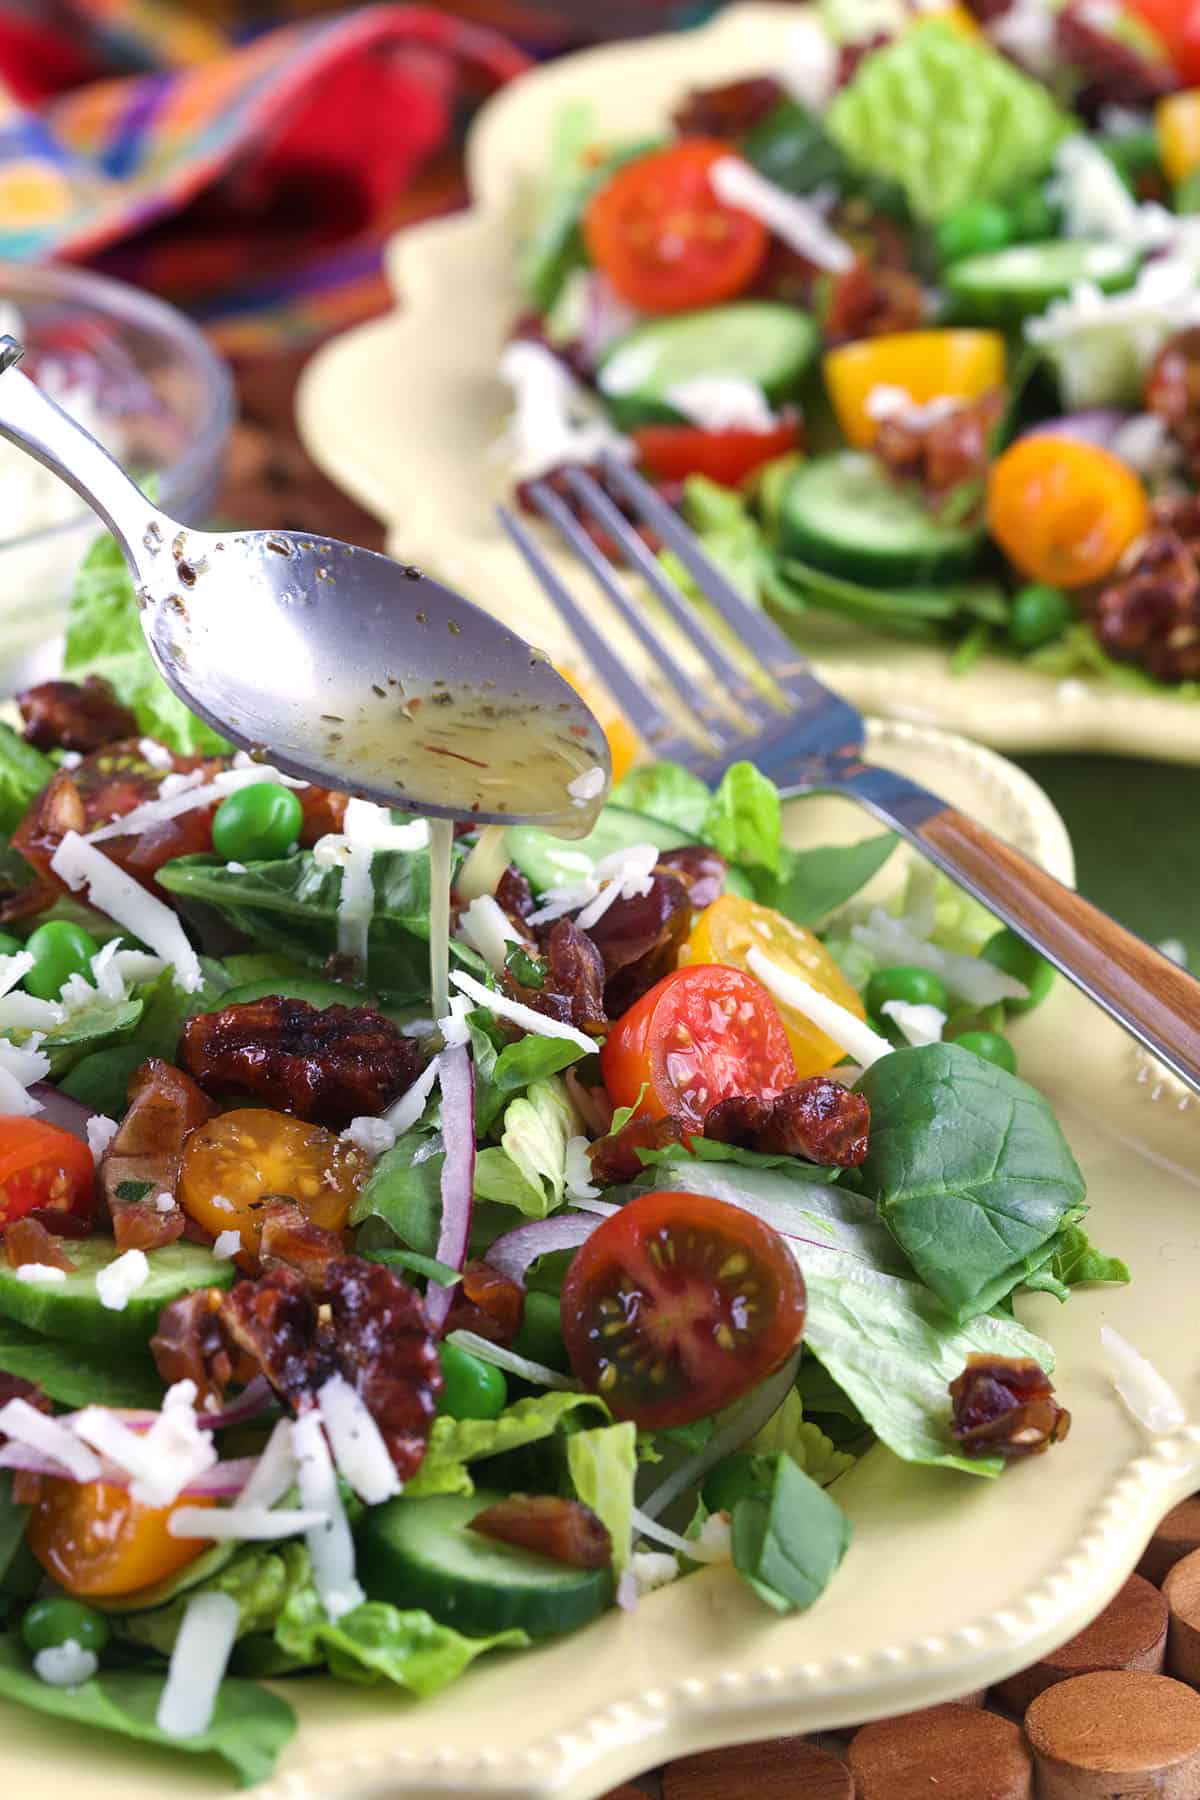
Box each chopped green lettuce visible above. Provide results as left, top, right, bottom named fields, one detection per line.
left=115, top=1544, right=309, bottom=1656
left=566, top=1422, right=637, bottom=1571
left=1022, top=1223, right=1130, bottom=1299
left=747, top=1388, right=856, bottom=1488
left=730, top=1452, right=851, bottom=1614
left=702, top=762, right=782, bottom=876
left=609, top=762, right=712, bottom=837
left=0, top=726, right=53, bottom=834
left=473, top=1077, right=579, bottom=1218
left=407, top=1391, right=608, bottom=1498
left=274, top=1586, right=527, bottom=1696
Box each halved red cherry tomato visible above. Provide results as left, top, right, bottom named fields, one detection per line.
left=633, top=420, right=801, bottom=487
left=600, top=964, right=796, bottom=1130
left=561, top=1188, right=806, bottom=1428
left=0, top=1118, right=94, bottom=1226
left=583, top=140, right=768, bottom=314
left=1130, top=0, right=1200, bottom=83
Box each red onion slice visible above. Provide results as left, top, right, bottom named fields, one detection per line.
left=1020, top=412, right=1129, bottom=452
left=0, top=1442, right=259, bottom=1497
left=485, top=1213, right=599, bottom=1286
left=638, top=1349, right=802, bottom=1522
left=28, top=1083, right=99, bottom=1144
left=425, top=1045, right=475, bottom=1334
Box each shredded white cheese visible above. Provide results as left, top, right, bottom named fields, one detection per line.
left=849, top=907, right=1027, bottom=1007
left=456, top=894, right=521, bottom=975
left=449, top=968, right=595, bottom=1053
left=94, top=1247, right=149, bottom=1312
left=0, top=953, right=33, bottom=999
left=49, top=833, right=203, bottom=993
left=662, top=377, right=776, bottom=434
left=75, top=1380, right=217, bottom=1507
left=317, top=1372, right=401, bottom=1506
left=138, top=738, right=173, bottom=771
left=340, top=1115, right=397, bottom=1159
left=169, top=1504, right=329, bottom=1542
left=237, top=1417, right=299, bottom=1510
left=566, top=767, right=605, bottom=804
left=0, top=1398, right=102, bottom=1482
left=880, top=999, right=946, bottom=1047
left=156, top=1591, right=239, bottom=1740
left=1100, top=1324, right=1185, bottom=1434
left=529, top=841, right=659, bottom=929
left=155, top=1192, right=176, bottom=1213
left=499, top=340, right=634, bottom=481
left=709, top=157, right=855, bottom=273
left=34, top=1640, right=98, bottom=1688
left=746, top=947, right=893, bottom=1067
left=865, top=385, right=966, bottom=431
left=211, top=1230, right=241, bottom=1260
left=381, top=1055, right=441, bottom=1136
left=564, top=1135, right=601, bottom=1203
left=0, top=993, right=63, bottom=1032
left=293, top=1406, right=365, bottom=1621
left=628, top=1549, right=681, bottom=1594
left=1049, top=135, right=1171, bottom=254
left=0, top=1036, right=51, bottom=1115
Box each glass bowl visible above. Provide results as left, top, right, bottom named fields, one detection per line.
left=0, top=260, right=234, bottom=687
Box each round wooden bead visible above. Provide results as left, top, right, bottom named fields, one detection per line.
left=1138, top=1496, right=1200, bottom=1586
left=1025, top=1669, right=1200, bottom=1798
left=848, top=1702, right=1032, bottom=1799
left=994, top=1574, right=1167, bottom=1712
left=662, top=1738, right=853, bottom=1800
left=1163, top=1547, right=1200, bottom=1686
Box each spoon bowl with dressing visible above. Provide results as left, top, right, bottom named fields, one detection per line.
left=0, top=335, right=610, bottom=836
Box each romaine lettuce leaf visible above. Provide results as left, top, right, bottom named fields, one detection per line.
left=702, top=761, right=782, bottom=875
left=474, top=1077, right=579, bottom=1218
left=566, top=1421, right=637, bottom=1571
left=746, top=1388, right=855, bottom=1488
left=609, top=762, right=712, bottom=837
left=407, top=1391, right=608, bottom=1498
left=0, top=726, right=53, bottom=834
left=115, top=1544, right=309, bottom=1656
left=274, top=1586, right=526, bottom=1696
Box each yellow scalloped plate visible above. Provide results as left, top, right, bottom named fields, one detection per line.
left=297, top=1, right=1200, bottom=764
left=6, top=720, right=1200, bottom=1799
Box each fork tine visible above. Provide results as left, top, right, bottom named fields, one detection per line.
left=495, top=504, right=682, bottom=752
left=560, top=466, right=760, bottom=702
left=526, top=478, right=728, bottom=732
left=600, top=453, right=803, bottom=673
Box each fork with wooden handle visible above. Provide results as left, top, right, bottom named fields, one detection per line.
left=498, top=452, right=1200, bottom=1096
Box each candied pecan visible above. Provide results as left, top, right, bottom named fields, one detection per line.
left=508, top=916, right=608, bottom=1035
left=588, top=1112, right=688, bottom=1187
left=1153, top=492, right=1200, bottom=557
left=824, top=258, right=926, bottom=345
left=949, top=1354, right=1070, bottom=1459
left=1056, top=3, right=1179, bottom=120
left=1147, top=333, right=1200, bottom=481
left=470, top=1494, right=612, bottom=1569
left=17, top=676, right=138, bottom=754
left=654, top=846, right=727, bottom=911
left=258, top=1199, right=345, bottom=1282
left=672, top=76, right=786, bottom=138
left=101, top=1059, right=215, bottom=1248
left=1094, top=527, right=1200, bottom=683
left=705, top=1077, right=870, bottom=1168
left=443, top=1259, right=525, bottom=1346
left=495, top=863, right=536, bottom=927
left=14, top=740, right=224, bottom=895
left=219, top=1256, right=442, bottom=1479
left=5, top=1217, right=75, bottom=1272
left=179, top=996, right=422, bottom=1129
left=873, top=389, right=1004, bottom=506
left=584, top=872, right=691, bottom=1016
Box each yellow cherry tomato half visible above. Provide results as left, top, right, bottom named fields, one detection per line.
left=27, top=1480, right=214, bottom=1598
left=1157, top=90, right=1200, bottom=187
left=556, top=665, right=641, bottom=786
left=684, top=894, right=866, bottom=1077
left=178, top=1107, right=366, bottom=1255
left=986, top=435, right=1150, bottom=590
left=823, top=329, right=1007, bottom=449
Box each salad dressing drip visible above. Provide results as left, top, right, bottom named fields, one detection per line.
left=428, top=818, right=453, bottom=1024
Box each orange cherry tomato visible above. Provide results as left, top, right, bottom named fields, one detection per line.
left=177, top=1107, right=367, bottom=1255
left=0, top=1118, right=94, bottom=1226
left=600, top=963, right=796, bottom=1130
left=684, top=894, right=866, bottom=1078
left=556, top=665, right=640, bottom=786
left=823, top=330, right=1007, bottom=449
left=582, top=140, right=768, bottom=314
left=560, top=1187, right=807, bottom=1428
left=986, top=435, right=1150, bottom=590
left=26, top=1479, right=214, bottom=1597
left=633, top=420, right=801, bottom=487
left=1157, top=89, right=1200, bottom=185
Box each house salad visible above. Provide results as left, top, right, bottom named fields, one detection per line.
left=0, top=529, right=1126, bottom=1787
left=503, top=0, right=1200, bottom=693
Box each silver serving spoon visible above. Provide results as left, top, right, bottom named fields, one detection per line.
left=0, top=336, right=609, bottom=832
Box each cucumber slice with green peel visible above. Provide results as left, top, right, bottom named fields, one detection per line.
left=507, top=807, right=752, bottom=898
left=598, top=303, right=819, bottom=428
left=357, top=1490, right=614, bottom=1639
left=945, top=240, right=1139, bottom=320
left=0, top=1240, right=235, bottom=1353
left=778, top=453, right=983, bottom=583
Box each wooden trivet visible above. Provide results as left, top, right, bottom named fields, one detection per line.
left=662, top=1738, right=852, bottom=1799
left=1137, top=1497, right=1200, bottom=1586
left=1163, top=1548, right=1200, bottom=1686
left=1025, top=1669, right=1200, bottom=1797
left=994, top=1573, right=1167, bottom=1711
left=848, top=1702, right=1032, bottom=1799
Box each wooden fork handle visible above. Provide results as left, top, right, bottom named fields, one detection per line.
left=912, top=805, right=1200, bottom=1093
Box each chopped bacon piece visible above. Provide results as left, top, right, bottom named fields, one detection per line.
left=101, top=1058, right=215, bottom=1250
left=150, top=1288, right=255, bottom=1404
left=584, top=871, right=692, bottom=1016
left=179, top=996, right=421, bottom=1129
left=17, top=676, right=138, bottom=754
left=469, top=1493, right=612, bottom=1569
left=257, top=1199, right=345, bottom=1283
left=443, top=1259, right=525, bottom=1345
left=705, top=1078, right=871, bottom=1168
left=654, top=846, right=728, bottom=911
left=5, top=1216, right=75, bottom=1272
left=1094, top=523, right=1200, bottom=683
left=588, top=1112, right=689, bottom=1187
left=873, top=389, right=1005, bottom=506
left=218, top=1256, right=442, bottom=1478
left=508, top=916, right=607, bottom=1035
left=296, top=784, right=347, bottom=846
left=824, top=257, right=926, bottom=345
left=949, top=1353, right=1070, bottom=1459
left=671, top=76, right=786, bottom=138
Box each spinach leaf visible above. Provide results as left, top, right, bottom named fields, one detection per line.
left=0, top=727, right=53, bottom=834
left=0, top=1323, right=164, bottom=1409
left=730, top=1451, right=851, bottom=1614
left=741, top=98, right=850, bottom=196
left=1022, top=1223, right=1130, bottom=1299
left=57, top=965, right=215, bottom=1113
left=469, top=1012, right=588, bottom=1137
left=701, top=762, right=782, bottom=875
left=40, top=996, right=144, bottom=1076
left=637, top=1137, right=841, bottom=1180
left=116, top=1545, right=309, bottom=1657
left=0, top=1633, right=294, bottom=1787
left=754, top=833, right=898, bottom=926
left=609, top=761, right=712, bottom=837
left=351, top=1130, right=445, bottom=1254
left=274, top=1584, right=527, bottom=1695
left=855, top=1042, right=1087, bottom=1321
left=0, top=1478, right=29, bottom=1590
left=62, top=534, right=229, bottom=757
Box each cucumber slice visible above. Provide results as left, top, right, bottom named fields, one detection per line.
left=357, top=1490, right=613, bottom=1640
left=0, top=1239, right=234, bottom=1353
left=946, top=240, right=1138, bottom=321
left=778, top=452, right=982, bottom=583
left=507, top=807, right=752, bottom=898
left=599, top=303, right=819, bottom=428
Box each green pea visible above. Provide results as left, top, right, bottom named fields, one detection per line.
left=23, top=920, right=99, bottom=1000
left=211, top=782, right=303, bottom=863
left=701, top=1452, right=765, bottom=1515
left=437, top=1340, right=507, bottom=1420
left=0, top=932, right=24, bottom=958
left=865, top=966, right=950, bottom=1017
left=21, top=1596, right=109, bottom=1656
left=953, top=1028, right=1017, bottom=1074
left=936, top=199, right=1012, bottom=264
left=512, top=1290, right=569, bottom=1372
left=1007, top=185, right=1058, bottom=242
left=1008, top=583, right=1072, bottom=651
left=981, top=928, right=1055, bottom=1014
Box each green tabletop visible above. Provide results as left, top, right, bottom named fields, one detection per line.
left=1016, top=755, right=1199, bottom=971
